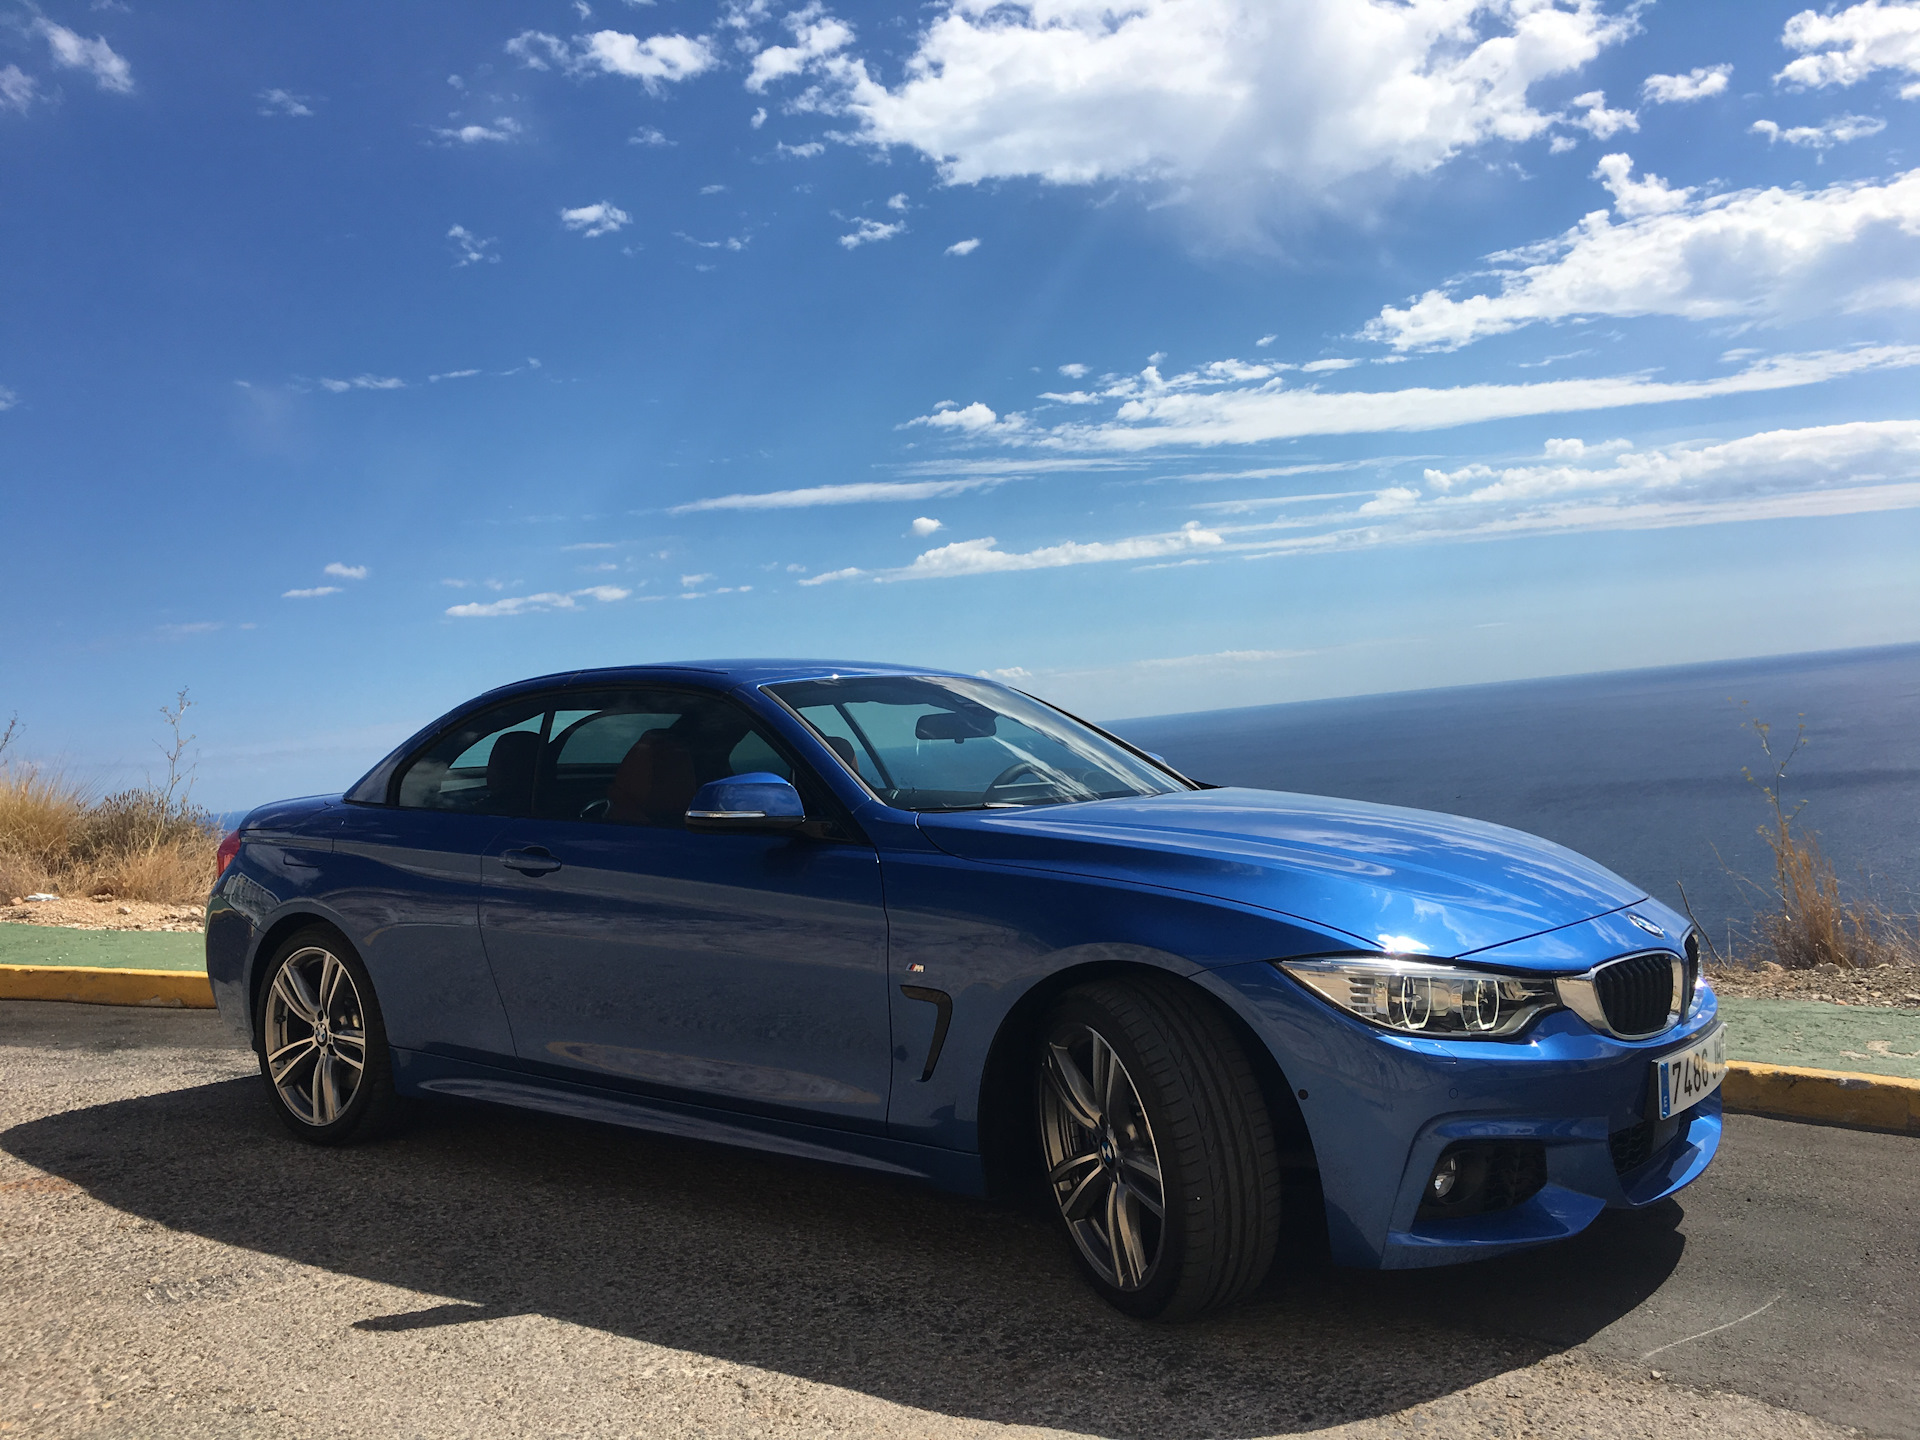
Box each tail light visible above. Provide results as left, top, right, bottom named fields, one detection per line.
left=215, top=830, right=242, bottom=877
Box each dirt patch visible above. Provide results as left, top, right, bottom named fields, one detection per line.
left=1708, top=960, right=1920, bottom=1010
left=2, top=894, right=204, bottom=933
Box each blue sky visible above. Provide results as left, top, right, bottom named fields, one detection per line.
left=4, top=0, right=1920, bottom=808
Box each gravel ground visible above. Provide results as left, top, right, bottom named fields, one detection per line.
left=1, top=897, right=204, bottom=933
left=2, top=1002, right=1915, bottom=1440
left=1708, top=961, right=1920, bottom=1009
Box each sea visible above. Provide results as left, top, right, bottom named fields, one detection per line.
left=1109, top=643, right=1920, bottom=955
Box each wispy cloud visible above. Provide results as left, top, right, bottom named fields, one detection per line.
left=672, top=476, right=1008, bottom=512
left=258, top=87, right=314, bottom=116
left=839, top=216, right=904, bottom=248
left=323, top=563, right=368, bottom=580
left=1642, top=65, right=1731, bottom=104
left=446, top=584, right=632, bottom=618
left=319, top=374, right=406, bottom=393
left=283, top=586, right=341, bottom=599
left=0, top=65, right=36, bottom=114
left=802, top=521, right=1224, bottom=584
left=429, top=368, right=481, bottom=382
left=1364, top=158, right=1920, bottom=352
left=435, top=118, right=522, bottom=144
left=945, top=237, right=981, bottom=256
left=507, top=27, right=715, bottom=94
left=561, top=201, right=631, bottom=237
left=447, top=224, right=499, bottom=266
left=34, top=19, right=133, bottom=93
left=0, top=384, right=16, bottom=411
left=1750, top=113, right=1886, bottom=149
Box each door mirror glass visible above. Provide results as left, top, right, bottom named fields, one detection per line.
left=686, top=772, right=806, bottom=833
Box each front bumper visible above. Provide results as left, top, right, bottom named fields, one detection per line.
left=1204, top=959, right=1723, bottom=1269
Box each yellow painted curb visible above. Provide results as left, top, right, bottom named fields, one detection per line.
left=1723, top=1059, right=1920, bottom=1135
left=0, top=964, right=214, bottom=1008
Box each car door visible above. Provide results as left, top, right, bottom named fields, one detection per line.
left=326, top=696, right=548, bottom=1062
left=478, top=686, right=894, bottom=1133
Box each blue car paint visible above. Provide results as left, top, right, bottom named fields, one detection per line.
left=207, top=658, right=1721, bottom=1271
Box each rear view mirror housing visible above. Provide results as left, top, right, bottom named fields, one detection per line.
left=686, top=772, right=806, bottom=833
left=915, top=709, right=997, bottom=742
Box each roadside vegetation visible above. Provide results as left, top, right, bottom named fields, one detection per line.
left=0, top=692, right=220, bottom=906
left=1723, top=713, right=1920, bottom=972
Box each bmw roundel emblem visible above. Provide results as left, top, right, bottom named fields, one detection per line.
left=1628, top=912, right=1665, bottom=937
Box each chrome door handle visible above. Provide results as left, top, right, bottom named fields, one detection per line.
left=500, top=847, right=562, bottom=876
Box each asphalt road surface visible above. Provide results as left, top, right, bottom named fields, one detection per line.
left=2, top=1001, right=1915, bottom=1440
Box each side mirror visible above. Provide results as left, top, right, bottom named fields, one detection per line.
left=685, top=772, right=806, bottom=833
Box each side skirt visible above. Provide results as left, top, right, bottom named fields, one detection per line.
left=390, top=1048, right=987, bottom=1195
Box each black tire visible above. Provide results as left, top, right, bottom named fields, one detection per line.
left=1036, top=975, right=1282, bottom=1320
left=253, top=923, right=402, bottom=1145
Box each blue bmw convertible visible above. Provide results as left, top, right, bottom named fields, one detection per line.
left=206, top=659, right=1725, bottom=1319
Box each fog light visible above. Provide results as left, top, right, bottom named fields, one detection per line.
left=1429, top=1154, right=1459, bottom=1201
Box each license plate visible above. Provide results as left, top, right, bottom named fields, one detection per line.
left=1656, top=1023, right=1727, bottom=1120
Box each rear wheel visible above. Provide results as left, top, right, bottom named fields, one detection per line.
left=1038, top=976, right=1282, bottom=1320
left=255, top=925, right=400, bottom=1144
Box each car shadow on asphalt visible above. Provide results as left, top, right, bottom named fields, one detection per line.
left=1, top=1078, right=1687, bottom=1438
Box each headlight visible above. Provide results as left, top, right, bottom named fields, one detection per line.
left=1279, top=956, right=1562, bottom=1039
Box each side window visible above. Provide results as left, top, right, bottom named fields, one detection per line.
left=396, top=700, right=549, bottom=814
left=532, top=688, right=806, bottom=828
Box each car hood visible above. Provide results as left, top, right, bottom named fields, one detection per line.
left=915, top=787, right=1646, bottom=959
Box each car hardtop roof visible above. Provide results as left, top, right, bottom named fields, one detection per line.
left=474, top=658, right=976, bottom=700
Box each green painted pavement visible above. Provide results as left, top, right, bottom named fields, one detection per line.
left=1717, top=996, right=1920, bottom=1080
left=0, top=925, right=205, bottom=971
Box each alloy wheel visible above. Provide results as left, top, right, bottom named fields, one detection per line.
left=264, top=946, right=368, bottom=1127
left=1039, top=1023, right=1167, bottom=1290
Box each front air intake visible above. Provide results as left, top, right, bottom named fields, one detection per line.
left=1594, top=952, right=1676, bottom=1037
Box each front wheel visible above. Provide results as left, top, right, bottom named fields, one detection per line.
left=255, top=925, right=401, bottom=1144
left=1038, top=977, right=1282, bottom=1320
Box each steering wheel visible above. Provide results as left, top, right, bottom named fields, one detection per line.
left=984, top=761, right=1047, bottom=794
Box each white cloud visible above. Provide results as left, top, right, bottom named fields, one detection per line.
left=1642, top=65, right=1731, bottom=103
left=318, top=374, right=406, bottom=392
left=886, top=192, right=910, bottom=212
left=1542, top=436, right=1631, bottom=458
left=672, top=476, right=1007, bottom=512
left=508, top=28, right=715, bottom=93
left=911, top=516, right=944, bottom=535
left=1255, top=333, right=1277, bottom=347
left=436, top=118, right=521, bottom=144
left=1364, top=159, right=1920, bottom=351
left=768, top=0, right=1632, bottom=233
left=777, top=140, right=825, bottom=158
left=840, top=216, right=904, bottom=248
left=35, top=19, right=133, bottom=93
left=563, top=541, right=619, bottom=550
left=1751, top=113, right=1888, bottom=148
left=283, top=586, right=342, bottom=599
left=1041, top=345, right=1920, bottom=449
left=561, top=201, right=632, bottom=237
left=700, top=183, right=727, bottom=194
left=945, top=237, right=982, bottom=255
left=1777, top=1, right=1920, bottom=95
left=447, top=224, right=499, bottom=266
left=680, top=573, right=714, bottom=587
left=903, top=400, right=1030, bottom=436
left=0, top=65, right=36, bottom=114
left=1058, top=363, right=1088, bottom=378
left=323, top=563, right=369, bottom=580
left=804, top=520, right=1225, bottom=584
left=446, top=585, right=631, bottom=618
left=0, top=384, right=15, bottom=410
left=630, top=125, right=671, bottom=146
left=1565, top=89, right=1638, bottom=139
left=750, top=107, right=767, bottom=128
left=258, top=88, right=314, bottom=116
left=1300, top=357, right=1361, bottom=372
left=429, top=368, right=481, bottom=382
left=746, top=9, right=854, bottom=92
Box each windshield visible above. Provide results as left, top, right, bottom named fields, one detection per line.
left=768, top=675, right=1187, bottom=812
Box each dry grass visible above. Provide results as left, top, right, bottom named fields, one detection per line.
left=1733, top=715, right=1920, bottom=971
left=0, top=768, right=219, bottom=906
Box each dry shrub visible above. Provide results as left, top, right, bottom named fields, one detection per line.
left=1737, top=716, right=1920, bottom=971
left=0, top=771, right=219, bottom=906
left=0, top=768, right=88, bottom=867
left=96, top=835, right=219, bottom=904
